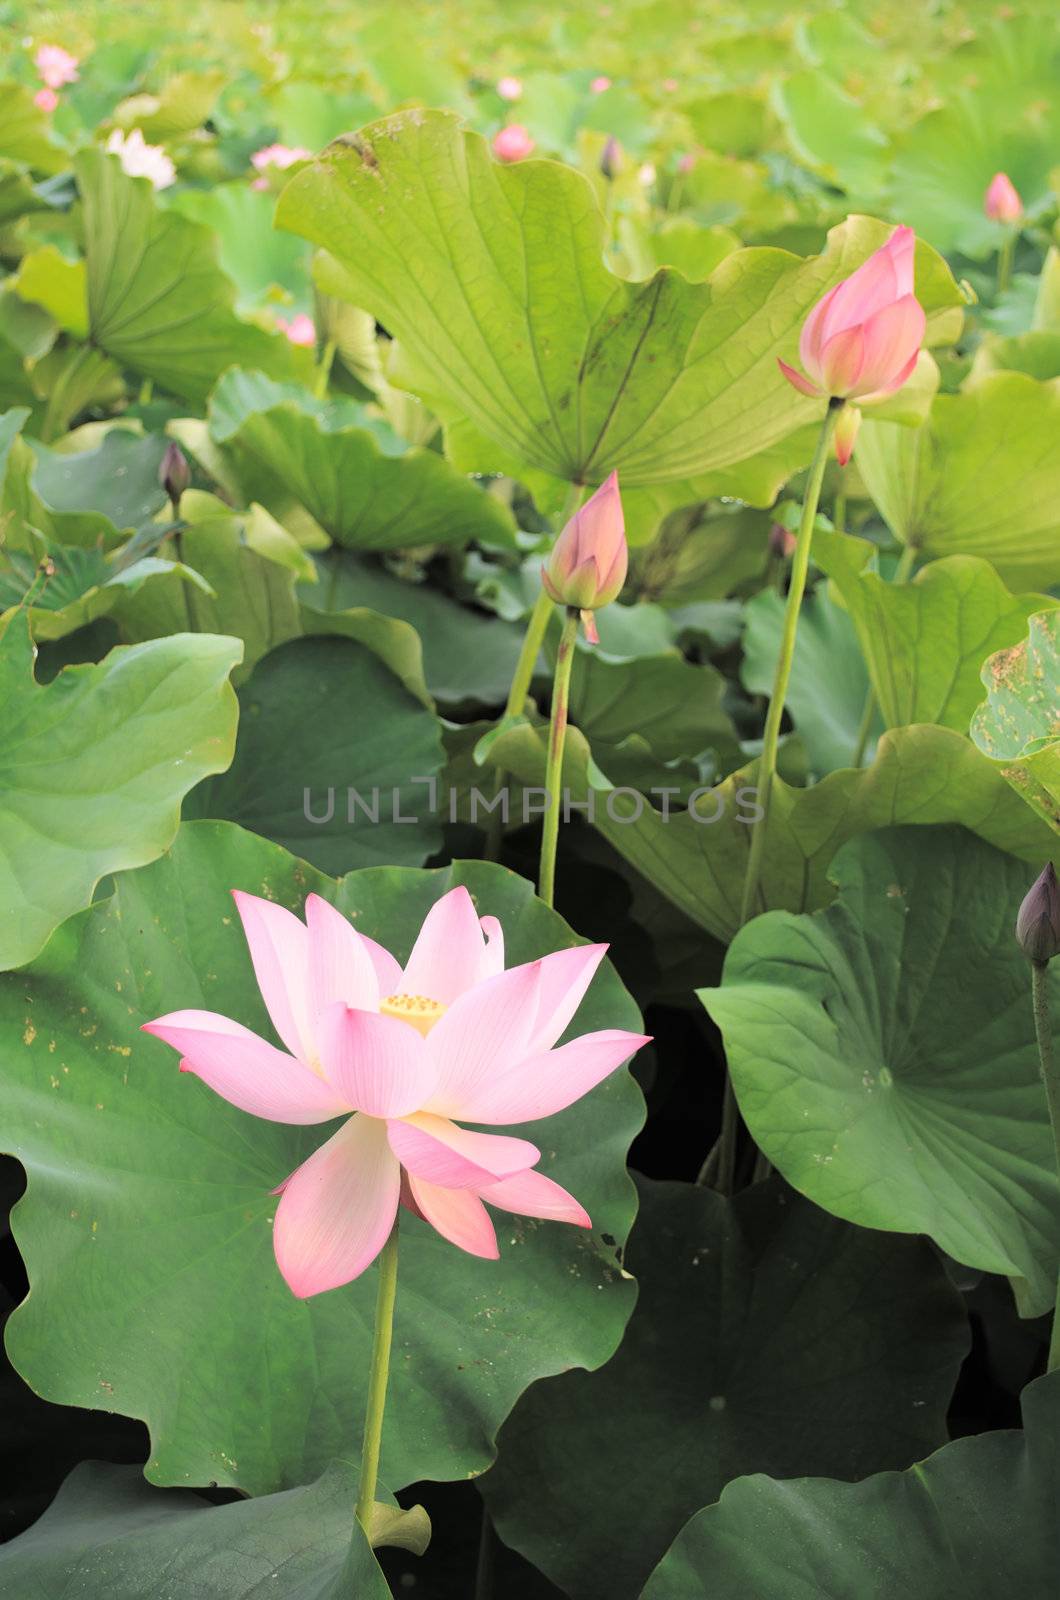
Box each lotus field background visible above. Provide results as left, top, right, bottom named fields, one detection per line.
left=0, top=0, right=1059, bottom=1594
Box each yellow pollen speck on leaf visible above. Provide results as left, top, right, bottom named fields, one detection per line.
left=380, top=993, right=447, bottom=1037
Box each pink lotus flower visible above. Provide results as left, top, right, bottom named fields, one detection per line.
left=143, top=888, right=648, bottom=1296
left=542, top=471, right=628, bottom=643
left=105, top=128, right=176, bottom=190
left=278, top=312, right=316, bottom=346
left=493, top=124, right=534, bottom=162
left=496, top=75, right=523, bottom=102
left=590, top=75, right=612, bottom=94
left=34, top=87, right=59, bottom=113
left=35, top=44, right=79, bottom=90
left=251, top=142, right=312, bottom=173
left=778, top=225, right=925, bottom=407
left=662, top=77, right=679, bottom=93
left=984, top=171, right=1022, bottom=224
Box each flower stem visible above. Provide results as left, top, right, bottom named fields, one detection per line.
left=315, top=337, right=336, bottom=399
left=739, top=405, right=838, bottom=925
left=474, top=1501, right=497, bottom=1600
left=354, top=1217, right=400, bottom=1533
left=1030, top=961, right=1060, bottom=1372
left=997, top=231, right=1015, bottom=297
left=539, top=607, right=579, bottom=908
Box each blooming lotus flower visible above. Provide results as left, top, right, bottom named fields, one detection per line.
left=35, top=44, right=79, bottom=89
left=251, top=142, right=312, bottom=173
left=542, top=470, right=627, bottom=643
left=1016, top=863, right=1060, bottom=964
left=496, top=75, right=523, bottom=102
left=985, top=171, right=1022, bottom=224
left=779, top=225, right=925, bottom=406
left=278, top=312, right=316, bottom=346
left=105, top=128, right=176, bottom=190
left=143, top=887, right=648, bottom=1296
left=590, top=76, right=612, bottom=94
left=33, top=87, right=58, bottom=113
left=493, top=124, right=534, bottom=162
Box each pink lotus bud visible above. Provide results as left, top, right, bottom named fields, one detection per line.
left=542, top=472, right=627, bottom=637
left=1015, top=863, right=1060, bottom=964
left=590, top=76, right=612, bottom=94
left=496, top=76, right=523, bottom=102
left=768, top=522, right=797, bottom=559
left=277, top=313, right=316, bottom=347
left=492, top=124, right=534, bottom=162
left=833, top=401, right=861, bottom=466
left=984, top=171, right=1022, bottom=224
left=638, top=161, right=657, bottom=186
left=34, top=44, right=79, bottom=89
left=778, top=224, right=926, bottom=405
left=677, top=151, right=696, bottom=175
left=159, top=442, right=191, bottom=512
left=34, top=87, right=59, bottom=113
left=600, top=135, right=622, bottom=180
left=663, top=77, right=679, bottom=92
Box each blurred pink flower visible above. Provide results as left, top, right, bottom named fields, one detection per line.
left=542, top=471, right=628, bottom=642
left=778, top=225, right=925, bottom=406
left=105, top=128, right=176, bottom=190
left=34, top=44, right=79, bottom=89
left=251, top=142, right=312, bottom=173
left=493, top=123, right=534, bottom=162
left=143, top=887, right=648, bottom=1295
left=662, top=77, right=679, bottom=92
left=590, top=75, right=612, bottom=93
left=33, top=87, right=59, bottom=113
left=677, top=151, right=697, bottom=174
left=278, top=312, right=316, bottom=346
left=984, top=171, right=1022, bottom=223
left=496, top=75, right=523, bottom=102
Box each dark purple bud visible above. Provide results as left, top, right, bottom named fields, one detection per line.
left=600, top=135, right=622, bottom=181
left=160, top=441, right=190, bottom=512
left=1015, top=863, right=1060, bottom=964
left=768, top=521, right=796, bottom=559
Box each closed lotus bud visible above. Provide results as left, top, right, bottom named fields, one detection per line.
left=600, top=135, right=622, bottom=181
left=493, top=124, right=534, bottom=163
left=768, top=522, right=797, bottom=559
left=496, top=75, right=523, bottom=102
left=778, top=225, right=926, bottom=406
left=984, top=171, right=1022, bottom=224
left=542, top=471, right=627, bottom=642
left=1015, top=863, right=1060, bottom=964
left=159, top=441, right=190, bottom=512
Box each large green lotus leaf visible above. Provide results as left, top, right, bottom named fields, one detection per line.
left=0, top=617, right=240, bottom=970
left=629, top=505, right=771, bottom=605
left=564, top=637, right=739, bottom=766
left=0, top=157, right=53, bottom=227
left=971, top=609, right=1060, bottom=836
left=169, top=182, right=312, bottom=313
left=76, top=149, right=305, bottom=404
left=742, top=586, right=878, bottom=775
left=0, top=1460, right=389, bottom=1600
left=1, top=823, right=643, bottom=1494
left=307, top=550, right=525, bottom=710
left=771, top=70, right=889, bottom=196
left=856, top=373, right=1060, bottom=590
left=491, top=721, right=1059, bottom=944
left=276, top=111, right=961, bottom=490
left=482, top=1177, right=967, bottom=1600
left=11, top=245, right=87, bottom=337
left=813, top=534, right=1056, bottom=734
left=186, top=635, right=445, bottom=872
left=0, top=538, right=209, bottom=644
left=207, top=368, right=517, bottom=553
left=891, top=92, right=1060, bottom=259
left=642, top=1372, right=1060, bottom=1600
left=30, top=428, right=168, bottom=529
left=703, top=826, right=1060, bottom=1312
left=112, top=69, right=226, bottom=141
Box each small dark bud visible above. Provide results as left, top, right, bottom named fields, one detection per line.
left=160, top=441, right=190, bottom=513
left=1015, top=863, right=1060, bottom=964
left=600, top=135, right=622, bottom=181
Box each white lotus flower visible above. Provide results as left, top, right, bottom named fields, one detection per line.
left=105, top=128, right=176, bottom=191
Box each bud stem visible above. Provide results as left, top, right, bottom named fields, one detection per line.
left=539, top=607, right=579, bottom=908
left=739, top=405, right=838, bottom=925
left=1030, top=961, right=1060, bottom=1372
left=997, top=231, right=1015, bottom=298
left=354, top=1216, right=400, bottom=1533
